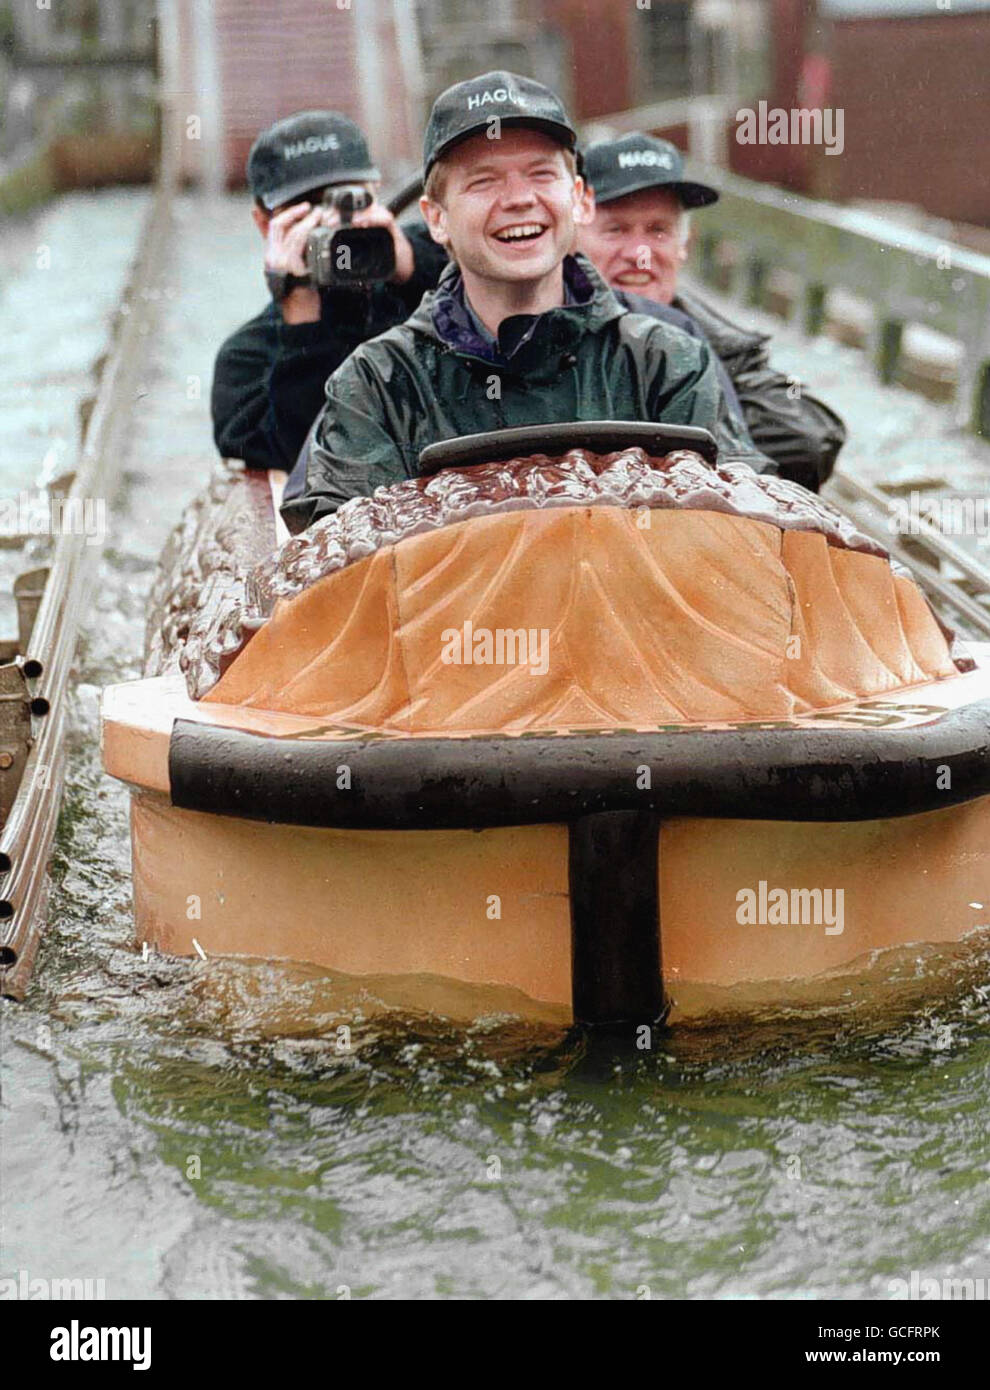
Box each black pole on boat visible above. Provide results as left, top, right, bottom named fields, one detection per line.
left=568, top=810, right=666, bottom=1031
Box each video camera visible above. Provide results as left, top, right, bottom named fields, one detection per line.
left=305, top=185, right=395, bottom=287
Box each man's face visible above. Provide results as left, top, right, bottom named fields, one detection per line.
left=421, top=128, right=584, bottom=285
left=577, top=187, right=687, bottom=304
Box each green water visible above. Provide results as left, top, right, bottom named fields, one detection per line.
left=1, top=195, right=989, bottom=1300
left=5, top=842, right=990, bottom=1298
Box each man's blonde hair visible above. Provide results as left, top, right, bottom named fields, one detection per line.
left=424, top=143, right=577, bottom=208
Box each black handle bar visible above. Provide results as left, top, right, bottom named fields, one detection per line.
left=417, top=421, right=718, bottom=476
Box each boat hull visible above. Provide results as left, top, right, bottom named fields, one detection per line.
left=106, top=658, right=990, bottom=1023
left=128, top=785, right=990, bottom=1019
left=111, top=460, right=990, bottom=1024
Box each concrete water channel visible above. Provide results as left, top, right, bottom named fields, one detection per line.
left=1, top=187, right=989, bottom=1299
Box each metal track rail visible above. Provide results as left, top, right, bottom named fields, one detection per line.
left=828, top=468, right=990, bottom=641
left=0, top=111, right=178, bottom=999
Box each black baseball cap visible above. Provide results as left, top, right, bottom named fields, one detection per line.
left=247, top=111, right=380, bottom=210
left=582, top=133, right=718, bottom=209
left=423, top=70, right=577, bottom=179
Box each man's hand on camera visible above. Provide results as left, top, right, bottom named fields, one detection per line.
left=346, top=202, right=415, bottom=284
left=265, top=202, right=322, bottom=324
left=265, top=196, right=414, bottom=323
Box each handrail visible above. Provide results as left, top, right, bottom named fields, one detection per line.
left=688, top=166, right=990, bottom=437
left=582, top=101, right=990, bottom=438
left=827, top=469, right=990, bottom=642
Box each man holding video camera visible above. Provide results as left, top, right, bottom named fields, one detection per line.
left=211, top=111, right=448, bottom=470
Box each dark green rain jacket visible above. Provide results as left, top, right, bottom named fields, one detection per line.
left=280, top=253, right=772, bottom=533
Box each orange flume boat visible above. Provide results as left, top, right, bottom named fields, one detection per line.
left=101, top=423, right=990, bottom=1026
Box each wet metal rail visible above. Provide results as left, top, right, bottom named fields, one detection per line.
left=0, top=122, right=178, bottom=999
left=828, top=469, right=990, bottom=642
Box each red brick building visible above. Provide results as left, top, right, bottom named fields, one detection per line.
left=168, top=0, right=420, bottom=188
left=821, top=2, right=990, bottom=226
left=168, top=0, right=700, bottom=188
left=169, top=0, right=990, bottom=227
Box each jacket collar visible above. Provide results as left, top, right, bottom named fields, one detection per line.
left=411, top=253, right=626, bottom=374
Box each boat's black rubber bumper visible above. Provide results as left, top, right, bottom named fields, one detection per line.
left=169, top=700, right=990, bottom=829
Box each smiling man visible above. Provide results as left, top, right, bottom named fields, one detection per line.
left=577, top=132, right=846, bottom=492
left=281, top=73, right=770, bottom=534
